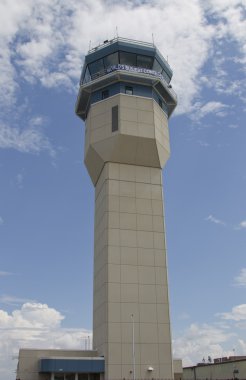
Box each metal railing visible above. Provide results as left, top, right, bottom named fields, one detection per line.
left=81, top=64, right=177, bottom=102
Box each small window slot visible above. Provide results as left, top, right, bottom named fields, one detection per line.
left=112, top=106, right=118, bottom=132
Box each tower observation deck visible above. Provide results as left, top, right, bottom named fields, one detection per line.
left=76, top=37, right=177, bottom=380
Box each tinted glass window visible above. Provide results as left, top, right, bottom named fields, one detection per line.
left=158, top=98, right=163, bottom=108
left=120, top=51, right=137, bottom=66
left=102, top=90, right=109, bottom=99
left=89, top=59, right=104, bottom=76
left=153, top=58, right=163, bottom=73
left=112, top=106, right=118, bottom=132
left=125, top=86, right=133, bottom=95
left=104, top=52, right=119, bottom=68
left=162, top=70, right=171, bottom=83
left=83, top=66, right=91, bottom=84
left=137, top=55, right=153, bottom=69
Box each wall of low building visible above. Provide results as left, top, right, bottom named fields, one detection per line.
left=183, top=360, right=246, bottom=380
left=16, top=349, right=98, bottom=380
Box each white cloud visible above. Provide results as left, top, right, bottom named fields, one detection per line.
left=217, top=304, right=246, bottom=321
left=0, top=302, right=91, bottom=380
left=206, top=214, right=226, bottom=225
left=191, top=101, right=230, bottom=122
left=173, top=323, right=233, bottom=366
left=0, top=271, right=12, bottom=277
left=234, top=268, right=246, bottom=287
left=0, top=121, right=55, bottom=156
left=238, top=220, right=246, bottom=229
left=0, top=295, right=34, bottom=306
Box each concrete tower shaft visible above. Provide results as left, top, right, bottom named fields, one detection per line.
left=76, top=37, right=177, bottom=380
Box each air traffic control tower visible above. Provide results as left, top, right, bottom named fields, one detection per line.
left=76, top=37, right=177, bottom=380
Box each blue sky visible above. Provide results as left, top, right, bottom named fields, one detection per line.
left=0, top=0, right=246, bottom=378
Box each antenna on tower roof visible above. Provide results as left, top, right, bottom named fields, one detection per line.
left=88, top=40, right=91, bottom=51
left=152, top=33, right=155, bottom=45
left=116, top=26, right=118, bottom=38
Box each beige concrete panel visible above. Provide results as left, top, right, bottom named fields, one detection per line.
left=151, top=199, right=164, bottom=216
left=119, top=163, right=136, bottom=181
left=120, top=180, right=136, bottom=197
left=108, top=245, right=121, bottom=264
left=93, top=323, right=107, bottom=347
left=106, top=364, right=122, bottom=380
left=120, top=229, right=137, bottom=247
left=153, top=215, right=164, bottom=232
left=108, top=228, right=120, bottom=246
left=91, top=111, right=110, bottom=129
left=158, top=343, right=172, bottom=364
left=121, top=246, right=138, bottom=265
left=150, top=167, right=162, bottom=185
left=121, top=302, right=139, bottom=322
left=158, top=323, right=172, bottom=343
left=107, top=179, right=120, bottom=196
left=94, top=284, right=107, bottom=309
left=94, top=265, right=107, bottom=291
left=122, top=364, right=141, bottom=379
left=137, top=231, right=154, bottom=248
left=121, top=120, right=139, bottom=136
left=91, top=124, right=111, bottom=144
left=121, top=107, right=138, bottom=122
left=108, top=162, right=120, bottom=180
left=122, top=343, right=141, bottom=364
left=151, top=184, right=163, bottom=200
left=154, top=232, right=165, bottom=249
left=139, top=304, right=157, bottom=323
left=108, top=211, right=120, bottom=229
left=156, top=140, right=170, bottom=169
left=135, top=182, right=152, bottom=199
left=120, top=94, right=137, bottom=109
left=139, top=284, right=157, bottom=303
left=157, top=304, right=170, bottom=324
left=155, top=266, right=168, bottom=285
left=121, top=283, right=138, bottom=303
left=139, top=323, right=158, bottom=343
left=156, top=285, right=169, bottom=303
left=108, top=302, right=121, bottom=322
left=138, top=248, right=155, bottom=266
left=155, top=249, right=166, bottom=267
left=108, top=282, right=121, bottom=302
left=94, top=303, right=107, bottom=327
left=137, top=110, right=154, bottom=124
left=120, top=212, right=137, bottom=230
left=108, top=263, right=121, bottom=283
left=136, top=198, right=152, bottom=215
left=136, top=96, right=153, bottom=111
left=94, top=247, right=107, bottom=274
left=121, top=322, right=140, bottom=343
left=137, top=214, right=153, bottom=231
left=84, top=144, right=104, bottom=186
left=107, top=195, right=120, bottom=212
left=159, top=364, right=173, bottom=379
left=121, top=264, right=138, bottom=283
left=136, top=138, right=161, bottom=167
left=108, top=322, right=122, bottom=343
left=140, top=343, right=158, bottom=364
left=120, top=196, right=136, bottom=213
left=135, top=165, right=151, bottom=183
left=139, top=266, right=155, bottom=284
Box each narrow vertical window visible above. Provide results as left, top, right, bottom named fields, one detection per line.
left=158, top=98, right=163, bottom=108
left=112, top=106, right=118, bottom=132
